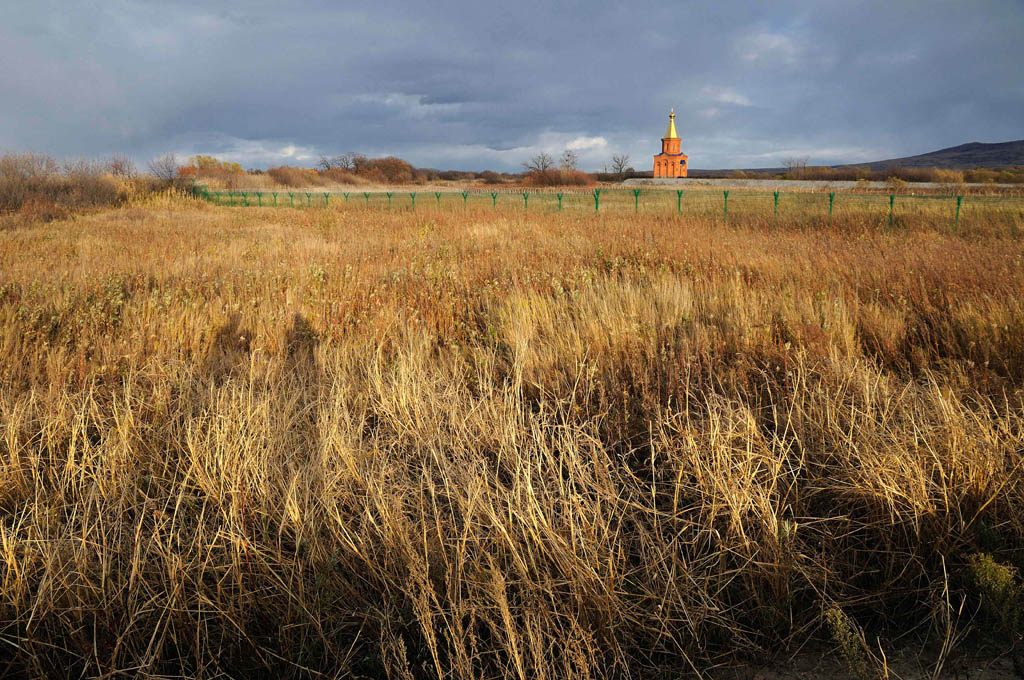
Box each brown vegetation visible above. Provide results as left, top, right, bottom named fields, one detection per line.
left=265, top=165, right=332, bottom=187
left=0, top=196, right=1022, bottom=677
left=178, top=155, right=245, bottom=189
left=522, top=168, right=595, bottom=187
left=0, top=153, right=157, bottom=219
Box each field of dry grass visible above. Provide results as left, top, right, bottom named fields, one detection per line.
left=1, top=193, right=1023, bottom=678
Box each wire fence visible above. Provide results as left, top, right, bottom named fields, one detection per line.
left=190, top=185, right=1023, bottom=232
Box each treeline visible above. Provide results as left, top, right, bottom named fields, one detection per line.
left=0, top=152, right=162, bottom=221
left=180, top=153, right=524, bottom=188
left=313, top=153, right=522, bottom=185
left=183, top=151, right=598, bottom=189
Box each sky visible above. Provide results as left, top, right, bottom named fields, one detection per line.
left=2, top=0, right=1022, bottom=171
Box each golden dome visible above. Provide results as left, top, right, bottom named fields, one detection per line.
left=664, top=108, right=678, bottom=139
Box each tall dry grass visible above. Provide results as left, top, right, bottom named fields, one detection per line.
left=0, top=199, right=1022, bottom=677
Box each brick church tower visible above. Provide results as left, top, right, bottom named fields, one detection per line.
left=653, top=109, right=688, bottom=178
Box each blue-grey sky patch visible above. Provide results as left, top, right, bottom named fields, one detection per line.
left=1, top=0, right=1021, bottom=171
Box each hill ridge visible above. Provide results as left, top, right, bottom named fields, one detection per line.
left=846, top=139, right=1024, bottom=170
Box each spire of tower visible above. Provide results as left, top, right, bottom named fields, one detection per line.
left=664, top=108, right=678, bottom=139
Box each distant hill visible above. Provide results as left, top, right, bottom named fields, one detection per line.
left=689, top=140, right=1024, bottom=176
left=847, top=140, right=1024, bottom=170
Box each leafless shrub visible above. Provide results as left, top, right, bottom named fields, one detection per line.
left=783, top=156, right=809, bottom=179
left=147, top=153, right=180, bottom=183
left=0, top=152, right=122, bottom=213
left=107, top=155, right=137, bottom=178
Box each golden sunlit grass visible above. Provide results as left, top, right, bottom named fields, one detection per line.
left=1, top=194, right=1022, bottom=677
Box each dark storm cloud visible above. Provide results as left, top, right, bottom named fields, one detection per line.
left=1, top=0, right=1021, bottom=170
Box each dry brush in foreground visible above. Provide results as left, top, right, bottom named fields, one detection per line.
left=0, top=199, right=1023, bottom=678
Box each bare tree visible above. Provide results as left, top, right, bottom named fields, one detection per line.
left=318, top=152, right=360, bottom=172
left=560, top=149, right=579, bottom=171
left=148, top=153, right=179, bottom=182
left=783, top=157, right=809, bottom=180
left=610, top=154, right=630, bottom=176
left=339, top=152, right=360, bottom=171
left=107, top=155, right=137, bottom=178
left=523, top=152, right=554, bottom=173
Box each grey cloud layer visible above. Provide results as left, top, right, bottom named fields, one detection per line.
left=1, top=0, right=1021, bottom=170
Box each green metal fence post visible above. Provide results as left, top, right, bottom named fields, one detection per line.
left=888, top=194, right=895, bottom=231
left=593, top=189, right=601, bottom=212
left=828, top=192, right=835, bottom=219
left=324, top=193, right=329, bottom=207
left=343, top=192, right=349, bottom=202
left=242, top=192, right=249, bottom=207
left=386, top=192, right=393, bottom=209
left=364, top=192, right=370, bottom=207
left=257, top=193, right=262, bottom=207
left=462, top=191, right=469, bottom=208
left=435, top=192, right=442, bottom=209
left=288, top=193, right=294, bottom=207
left=723, top=190, right=729, bottom=222
left=305, top=192, right=312, bottom=207
left=676, top=189, right=683, bottom=214
left=632, top=188, right=641, bottom=214
left=954, top=195, right=962, bottom=233
left=272, top=192, right=277, bottom=207
left=773, top=191, right=780, bottom=219
left=522, top=192, right=529, bottom=210
left=557, top=193, right=564, bottom=210
left=410, top=193, right=416, bottom=210
left=490, top=192, right=498, bottom=208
